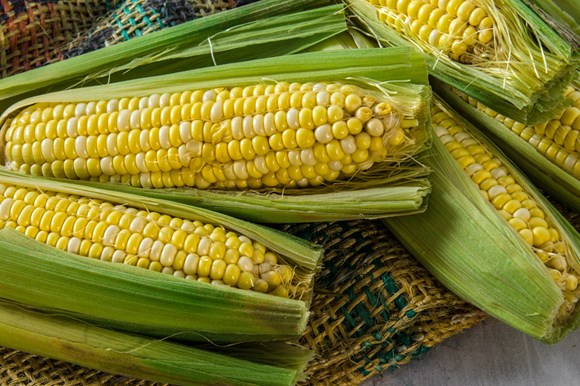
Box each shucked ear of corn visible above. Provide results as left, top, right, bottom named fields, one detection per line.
left=345, top=0, right=578, bottom=124
left=435, top=78, right=580, bottom=212
left=0, top=48, right=432, bottom=223
left=385, top=96, right=580, bottom=343
left=0, top=168, right=322, bottom=343
left=0, top=219, right=485, bottom=386
left=2, top=82, right=415, bottom=190
left=0, top=0, right=347, bottom=113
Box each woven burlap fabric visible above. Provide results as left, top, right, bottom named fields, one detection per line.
left=62, top=0, right=246, bottom=59
left=283, top=220, right=485, bottom=385
left=0, top=347, right=162, bottom=386
left=0, top=0, right=121, bottom=78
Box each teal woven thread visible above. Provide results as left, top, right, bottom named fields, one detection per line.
left=339, top=272, right=404, bottom=339
left=114, top=0, right=164, bottom=41
left=289, top=221, right=428, bottom=373
left=136, top=4, right=157, bottom=28
left=358, top=330, right=428, bottom=376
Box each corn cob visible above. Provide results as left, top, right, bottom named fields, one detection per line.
left=0, top=48, right=431, bottom=222
left=456, top=85, right=580, bottom=178
left=347, top=0, right=578, bottom=124
left=0, top=168, right=321, bottom=342
left=431, top=105, right=580, bottom=308
left=2, top=82, right=415, bottom=190
left=0, top=181, right=296, bottom=297
left=385, top=97, right=580, bottom=342
left=434, top=78, right=580, bottom=211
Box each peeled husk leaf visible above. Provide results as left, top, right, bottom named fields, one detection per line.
left=0, top=299, right=312, bottom=386
left=0, top=0, right=346, bottom=113
left=523, top=0, right=580, bottom=39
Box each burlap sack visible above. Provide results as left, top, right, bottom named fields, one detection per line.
left=0, top=0, right=121, bottom=78
left=0, top=2, right=574, bottom=383
left=0, top=1, right=257, bottom=78
left=283, top=220, right=485, bottom=385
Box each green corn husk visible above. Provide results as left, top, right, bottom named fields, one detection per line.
left=0, top=299, right=312, bottom=386
left=384, top=97, right=580, bottom=343
left=304, top=27, right=379, bottom=51
left=434, top=78, right=580, bottom=212
left=345, top=0, right=578, bottom=124
left=0, top=0, right=346, bottom=113
left=0, top=48, right=432, bottom=223
left=524, top=0, right=580, bottom=39
left=0, top=168, right=322, bottom=343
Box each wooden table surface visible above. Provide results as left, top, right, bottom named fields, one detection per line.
left=365, top=318, right=579, bottom=386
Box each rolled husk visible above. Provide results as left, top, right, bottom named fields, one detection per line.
left=0, top=0, right=346, bottom=113
left=523, top=0, right=580, bottom=39
left=0, top=299, right=312, bottom=386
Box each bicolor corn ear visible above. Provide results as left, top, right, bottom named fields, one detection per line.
left=373, top=0, right=494, bottom=63
left=0, top=47, right=433, bottom=223
left=0, top=182, right=302, bottom=298
left=457, top=85, right=579, bottom=179
left=436, top=80, right=580, bottom=212
left=348, top=0, right=578, bottom=124
left=385, top=96, right=580, bottom=343
left=0, top=167, right=323, bottom=343
left=432, top=102, right=579, bottom=297
left=2, top=82, right=418, bottom=190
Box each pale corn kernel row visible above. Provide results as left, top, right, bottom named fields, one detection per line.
left=460, top=86, right=580, bottom=178
left=369, top=0, right=494, bottom=63
left=432, top=105, right=579, bottom=304
left=3, top=82, right=416, bottom=190
left=0, top=183, right=294, bottom=297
